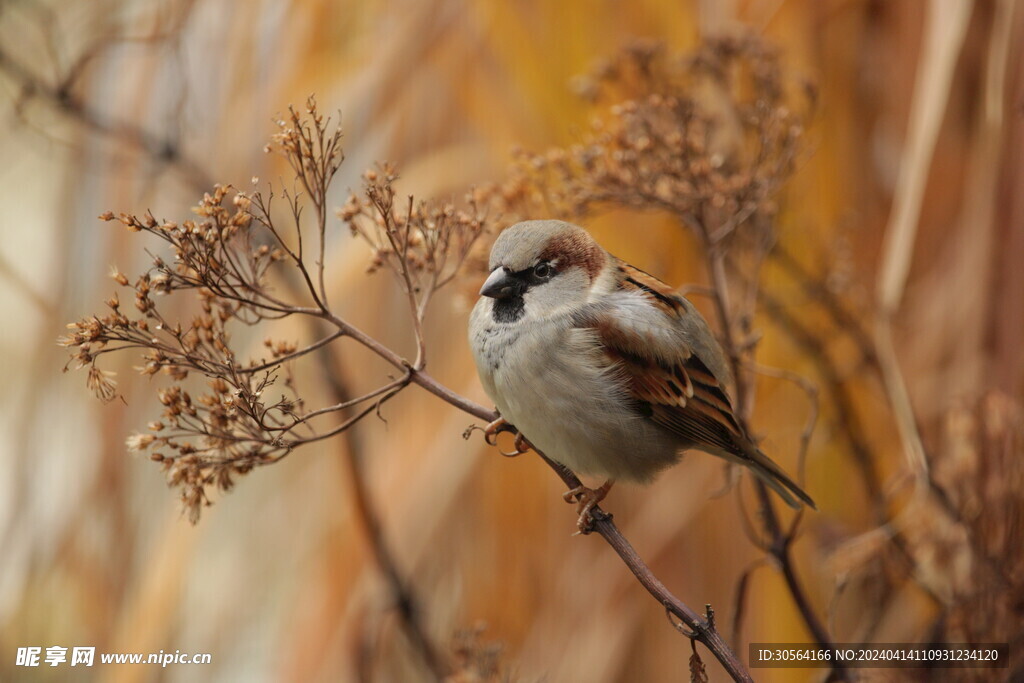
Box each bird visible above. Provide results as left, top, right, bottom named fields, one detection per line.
left=468, top=219, right=815, bottom=531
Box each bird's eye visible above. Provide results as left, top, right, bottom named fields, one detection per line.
left=533, top=262, right=552, bottom=279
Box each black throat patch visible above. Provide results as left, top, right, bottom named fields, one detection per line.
left=491, top=296, right=525, bottom=323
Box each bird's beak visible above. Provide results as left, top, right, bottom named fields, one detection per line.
left=479, top=267, right=520, bottom=299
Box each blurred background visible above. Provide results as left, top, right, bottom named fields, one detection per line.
left=1, top=0, right=1022, bottom=681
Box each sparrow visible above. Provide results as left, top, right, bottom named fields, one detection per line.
left=469, top=220, right=815, bottom=531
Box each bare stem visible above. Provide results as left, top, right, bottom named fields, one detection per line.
left=682, top=212, right=845, bottom=678
left=304, top=307, right=449, bottom=680
left=0, top=44, right=212, bottom=192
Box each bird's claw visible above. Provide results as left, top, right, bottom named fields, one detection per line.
left=482, top=417, right=533, bottom=457
left=506, top=432, right=534, bottom=456
left=482, top=417, right=513, bottom=446
left=562, top=480, right=614, bottom=534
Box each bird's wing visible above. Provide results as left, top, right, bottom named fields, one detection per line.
left=574, top=262, right=816, bottom=509
left=578, top=262, right=746, bottom=451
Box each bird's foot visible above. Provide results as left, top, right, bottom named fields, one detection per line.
left=482, top=417, right=533, bottom=457
left=562, top=480, right=614, bottom=534
left=482, top=417, right=514, bottom=445
left=509, top=432, right=534, bottom=456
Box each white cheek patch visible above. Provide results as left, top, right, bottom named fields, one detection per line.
left=521, top=268, right=592, bottom=319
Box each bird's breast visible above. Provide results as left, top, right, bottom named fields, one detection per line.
left=469, top=303, right=682, bottom=482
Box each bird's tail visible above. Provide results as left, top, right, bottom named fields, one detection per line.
left=741, top=445, right=817, bottom=510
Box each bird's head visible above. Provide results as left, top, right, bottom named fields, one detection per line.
left=479, top=220, right=608, bottom=322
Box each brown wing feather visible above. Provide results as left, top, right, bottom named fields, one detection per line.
left=578, top=261, right=816, bottom=510
left=613, top=263, right=744, bottom=442
left=618, top=263, right=688, bottom=317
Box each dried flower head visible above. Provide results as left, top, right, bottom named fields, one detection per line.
left=498, top=34, right=811, bottom=250
left=62, top=97, right=493, bottom=523
left=340, top=163, right=489, bottom=335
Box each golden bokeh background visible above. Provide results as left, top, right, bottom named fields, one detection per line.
left=1, top=0, right=1021, bottom=681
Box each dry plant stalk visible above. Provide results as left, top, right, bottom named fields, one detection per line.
left=925, top=393, right=1024, bottom=676
left=61, top=97, right=487, bottom=524
left=886, top=393, right=1023, bottom=678
left=505, top=36, right=803, bottom=229
left=340, top=164, right=488, bottom=371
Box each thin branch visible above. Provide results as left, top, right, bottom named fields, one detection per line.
left=292, top=294, right=449, bottom=680
left=237, top=331, right=344, bottom=374
left=287, top=376, right=408, bottom=445
left=756, top=485, right=846, bottom=677
left=682, top=208, right=847, bottom=680
left=535, top=455, right=753, bottom=682
left=755, top=287, right=884, bottom=508
left=874, top=0, right=972, bottom=483
left=769, top=244, right=877, bottom=366
left=746, top=360, right=819, bottom=505
left=730, top=559, right=768, bottom=652
left=0, top=44, right=212, bottom=193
